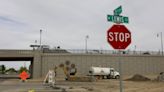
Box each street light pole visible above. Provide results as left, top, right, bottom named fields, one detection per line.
left=40, top=29, right=43, bottom=77
left=134, top=45, right=137, bottom=54
left=160, top=32, right=163, bottom=55
left=40, top=29, right=42, bottom=50
left=85, top=35, right=89, bottom=53
left=158, top=32, right=163, bottom=55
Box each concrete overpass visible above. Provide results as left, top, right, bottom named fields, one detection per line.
left=0, top=49, right=164, bottom=78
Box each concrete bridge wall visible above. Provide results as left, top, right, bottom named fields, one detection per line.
left=40, top=54, right=164, bottom=78
left=0, top=50, right=163, bottom=78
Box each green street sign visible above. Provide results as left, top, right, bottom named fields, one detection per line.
left=122, top=16, right=129, bottom=23
left=107, top=15, right=113, bottom=22
left=107, top=15, right=129, bottom=23
left=114, top=6, right=122, bottom=16
left=107, top=5, right=129, bottom=24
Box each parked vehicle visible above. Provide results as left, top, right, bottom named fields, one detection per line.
left=89, top=66, right=120, bottom=79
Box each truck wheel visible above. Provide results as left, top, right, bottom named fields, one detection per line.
left=96, top=75, right=102, bottom=79
left=99, top=75, right=103, bottom=79
left=103, top=76, right=107, bottom=79
left=115, top=75, right=120, bottom=79
left=107, top=76, right=110, bottom=79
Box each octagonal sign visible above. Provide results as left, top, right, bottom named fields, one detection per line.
left=107, top=24, right=131, bottom=49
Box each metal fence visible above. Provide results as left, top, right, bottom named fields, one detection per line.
left=0, top=49, right=162, bottom=56
left=67, top=50, right=162, bottom=55
left=0, top=50, right=33, bottom=55
left=43, top=49, right=162, bottom=55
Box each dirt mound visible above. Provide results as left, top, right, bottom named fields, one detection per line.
left=126, top=74, right=151, bottom=81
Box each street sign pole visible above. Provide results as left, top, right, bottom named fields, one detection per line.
left=118, top=50, right=123, bottom=92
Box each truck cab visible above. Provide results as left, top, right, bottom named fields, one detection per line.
left=108, top=68, right=120, bottom=79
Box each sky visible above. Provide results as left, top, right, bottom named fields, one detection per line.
left=0, top=0, right=164, bottom=52
left=0, top=61, right=30, bottom=70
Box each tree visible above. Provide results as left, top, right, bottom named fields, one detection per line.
left=1, top=65, right=6, bottom=74
left=19, top=67, right=28, bottom=73
left=5, top=68, right=17, bottom=74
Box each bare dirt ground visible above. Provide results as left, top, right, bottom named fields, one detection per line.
left=57, top=79, right=164, bottom=92
left=0, top=76, right=164, bottom=92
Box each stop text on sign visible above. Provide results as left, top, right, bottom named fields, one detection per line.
left=107, top=25, right=131, bottom=49
left=108, top=32, right=130, bottom=42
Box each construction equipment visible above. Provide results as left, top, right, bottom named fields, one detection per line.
left=43, top=70, right=56, bottom=87
left=59, top=61, right=77, bottom=80
left=89, top=66, right=120, bottom=79
left=59, top=61, right=94, bottom=82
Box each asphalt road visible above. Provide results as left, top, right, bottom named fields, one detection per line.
left=0, top=74, right=19, bottom=79
left=0, top=79, right=4, bottom=82
left=0, top=74, right=31, bottom=79
left=0, top=79, right=71, bottom=92
left=0, top=81, right=53, bottom=92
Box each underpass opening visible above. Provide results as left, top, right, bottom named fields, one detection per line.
left=0, top=57, right=33, bottom=79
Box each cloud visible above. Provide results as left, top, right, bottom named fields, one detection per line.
left=0, top=0, right=163, bottom=51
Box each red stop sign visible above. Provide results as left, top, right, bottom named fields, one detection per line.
left=107, top=24, right=131, bottom=49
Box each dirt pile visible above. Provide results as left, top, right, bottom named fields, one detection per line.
left=126, top=74, right=151, bottom=81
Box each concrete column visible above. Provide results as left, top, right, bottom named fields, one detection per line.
left=32, top=50, right=42, bottom=78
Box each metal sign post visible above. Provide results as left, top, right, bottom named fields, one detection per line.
left=118, top=50, right=123, bottom=92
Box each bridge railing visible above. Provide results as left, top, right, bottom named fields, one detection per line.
left=0, top=50, right=34, bottom=55
left=0, top=49, right=161, bottom=56
left=67, top=49, right=161, bottom=55
left=43, top=49, right=162, bottom=56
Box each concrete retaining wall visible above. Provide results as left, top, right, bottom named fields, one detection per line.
left=40, top=54, right=164, bottom=77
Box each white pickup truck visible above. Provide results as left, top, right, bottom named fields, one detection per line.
left=89, top=67, right=120, bottom=79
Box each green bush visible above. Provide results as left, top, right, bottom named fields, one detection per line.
left=19, top=67, right=28, bottom=73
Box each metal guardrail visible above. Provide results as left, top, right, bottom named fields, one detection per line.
left=0, top=50, right=34, bottom=55
left=0, top=49, right=162, bottom=56
left=43, top=49, right=162, bottom=55
left=66, top=49, right=162, bottom=55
